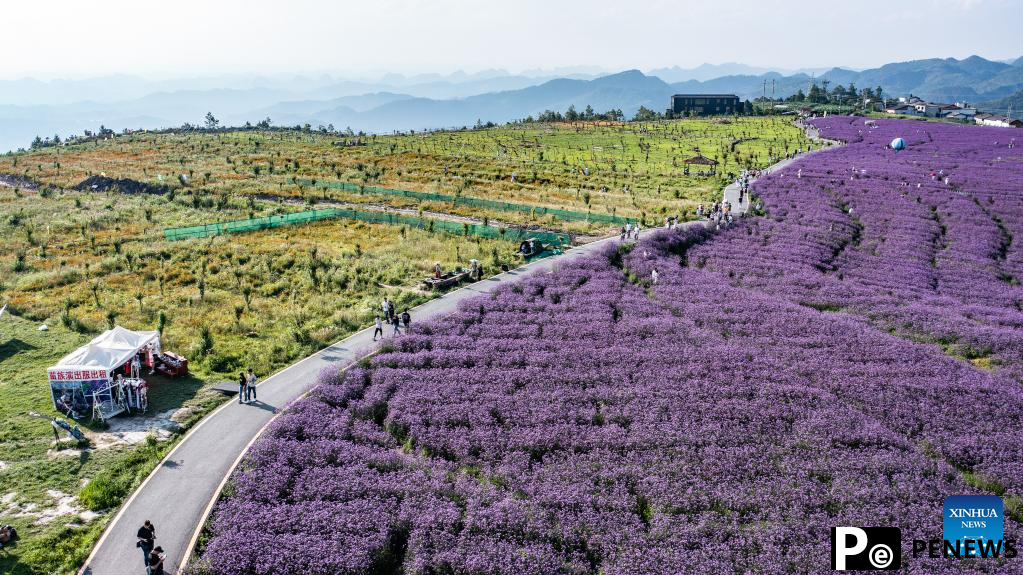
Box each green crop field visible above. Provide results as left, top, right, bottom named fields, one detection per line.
left=1, top=117, right=806, bottom=231
left=0, top=116, right=806, bottom=574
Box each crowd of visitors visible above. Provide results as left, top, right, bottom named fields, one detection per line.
left=374, top=297, right=411, bottom=341
left=695, top=201, right=735, bottom=228
left=619, top=222, right=643, bottom=241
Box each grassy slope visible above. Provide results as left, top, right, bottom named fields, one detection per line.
left=0, top=314, right=149, bottom=575
left=0, top=190, right=517, bottom=573
left=1, top=118, right=806, bottom=226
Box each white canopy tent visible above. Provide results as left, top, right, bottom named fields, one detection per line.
left=52, top=326, right=160, bottom=373
left=48, top=326, right=161, bottom=420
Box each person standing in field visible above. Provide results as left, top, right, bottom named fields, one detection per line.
left=136, top=520, right=156, bottom=568
left=246, top=367, right=257, bottom=403
left=237, top=372, right=247, bottom=404
left=401, top=309, right=411, bottom=334
left=373, top=316, right=384, bottom=341
left=651, top=268, right=659, bottom=284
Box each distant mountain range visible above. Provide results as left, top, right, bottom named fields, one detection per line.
left=979, top=88, right=1023, bottom=115
left=647, top=63, right=833, bottom=83
left=2, top=55, right=1022, bottom=153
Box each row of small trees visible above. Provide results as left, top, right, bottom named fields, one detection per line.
left=779, top=82, right=885, bottom=106
left=517, top=101, right=758, bottom=124
left=25, top=112, right=367, bottom=151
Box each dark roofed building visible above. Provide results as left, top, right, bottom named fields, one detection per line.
left=670, top=94, right=740, bottom=116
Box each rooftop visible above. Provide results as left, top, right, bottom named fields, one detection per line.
left=671, top=94, right=740, bottom=98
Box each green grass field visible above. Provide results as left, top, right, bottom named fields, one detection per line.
left=1, top=117, right=805, bottom=229
left=0, top=188, right=516, bottom=574
left=0, top=116, right=805, bottom=574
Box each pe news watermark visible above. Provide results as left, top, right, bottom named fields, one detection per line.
left=831, top=495, right=1018, bottom=571
left=831, top=527, right=901, bottom=570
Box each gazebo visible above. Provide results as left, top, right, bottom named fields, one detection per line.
left=683, top=155, right=719, bottom=166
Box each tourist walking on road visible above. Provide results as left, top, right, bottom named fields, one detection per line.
left=391, top=314, right=401, bottom=336
left=246, top=367, right=257, bottom=403
left=148, top=546, right=166, bottom=575
left=373, top=316, right=384, bottom=341
left=401, top=309, right=411, bottom=334
left=237, top=372, right=247, bottom=404
left=136, top=520, right=155, bottom=568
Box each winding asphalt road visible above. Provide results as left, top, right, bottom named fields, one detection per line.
left=80, top=124, right=833, bottom=575
left=78, top=237, right=619, bottom=575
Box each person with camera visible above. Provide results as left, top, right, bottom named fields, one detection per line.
left=136, top=520, right=155, bottom=569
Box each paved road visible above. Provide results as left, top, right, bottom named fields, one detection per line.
left=79, top=237, right=618, bottom=575
left=721, top=123, right=837, bottom=213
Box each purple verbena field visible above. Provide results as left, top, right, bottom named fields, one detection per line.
left=197, top=118, right=1023, bottom=574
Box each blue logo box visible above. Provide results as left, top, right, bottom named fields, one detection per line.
left=943, top=495, right=1003, bottom=557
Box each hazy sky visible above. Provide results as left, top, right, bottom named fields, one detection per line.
left=4, top=0, right=1021, bottom=78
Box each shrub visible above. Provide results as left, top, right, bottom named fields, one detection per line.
left=194, top=324, right=214, bottom=358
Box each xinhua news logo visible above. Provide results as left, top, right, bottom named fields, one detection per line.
left=830, top=527, right=901, bottom=570
left=941, top=494, right=1005, bottom=558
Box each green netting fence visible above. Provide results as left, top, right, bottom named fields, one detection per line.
left=163, top=207, right=572, bottom=246
left=296, top=179, right=629, bottom=225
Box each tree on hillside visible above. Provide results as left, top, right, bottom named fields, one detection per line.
left=204, top=112, right=220, bottom=130
left=632, top=106, right=660, bottom=122
left=807, top=84, right=825, bottom=103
